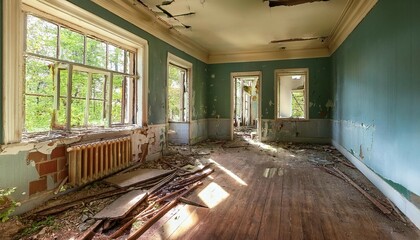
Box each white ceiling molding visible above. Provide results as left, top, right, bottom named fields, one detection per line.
left=92, top=0, right=209, bottom=63
left=327, top=0, right=378, bottom=55
left=92, top=0, right=376, bottom=64
left=208, top=48, right=330, bottom=64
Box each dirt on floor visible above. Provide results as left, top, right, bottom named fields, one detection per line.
left=1, top=133, right=419, bottom=239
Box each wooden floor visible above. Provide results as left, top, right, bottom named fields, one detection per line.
left=139, top=140, right=420, bottom=240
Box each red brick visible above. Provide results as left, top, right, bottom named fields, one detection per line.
left=38, top=159, right=57, bottom=176
left=57, top=157, right=67, bottom=171
left=27, top=151, right=48, bottom=163
left=51, top=146, right=66, bottom=159
left=29, top=177, right=47, bottom=195
left=51, top=173, right=57, bottom=183
left=58, top=169, right=69, bottom=182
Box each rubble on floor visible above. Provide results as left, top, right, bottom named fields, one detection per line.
left=4, top=136, right=417, bottom=239
left=10, top=144, right=216, bottom=240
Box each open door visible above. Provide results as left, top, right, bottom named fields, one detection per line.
left=231, top=71, right=262, bottom=141
left=166, top=53, right=192, bottom=145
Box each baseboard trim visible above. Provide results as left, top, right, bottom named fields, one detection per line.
left=332, top=140, right=420, bottom=229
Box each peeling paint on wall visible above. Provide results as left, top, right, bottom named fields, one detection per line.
left=332, top=120, right=375, bottom=168
left=261, top=119, right=331, bottom=142
left=0, top=137, right=81, bottom=156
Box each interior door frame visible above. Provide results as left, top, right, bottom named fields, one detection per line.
left=166, top=53, right=193, bottom=144
left=230, top=71, right=262, bottom=141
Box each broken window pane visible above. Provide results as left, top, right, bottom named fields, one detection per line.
left=72, top=71, right=88, bottom=99
left=25, top=57, right=54, bottom=96
left=57, top=69, right=68, bottom=128
left=291, top=91, right=305, bottom=118
left=112, top=75, right=124, bottom=123
left=108, top=45, right=125, bottom=73
left=89, top=74, right=106, bottom=126
left=24, top=57, right=54, bottom=132
left=26, top=15, right=58, bottom=58
left=71, top=99, right=86, bottom=127
left=89, top=100, right=104, bottom=126
left=25, top=96, right=53, bottom=132
left=23, top=12, right=139, bottom=134
left=86, top=37, right=106, bottom=69
left=71, top=71, right=88, bottom=127
left=60, top=27, right=84, bottom=63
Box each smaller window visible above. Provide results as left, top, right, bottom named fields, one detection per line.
left=276, top=69, right=308, bottom=119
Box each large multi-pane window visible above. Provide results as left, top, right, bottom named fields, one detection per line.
left=24, top=14, right=137, bottom=133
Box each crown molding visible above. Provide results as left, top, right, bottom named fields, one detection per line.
left=92, top=0, right=209, bottom=63
left=327, top=0, right=378, bottom=55
left=93, top=0, right=377, bottom=64
left=208, top=48, right=330, bottom=64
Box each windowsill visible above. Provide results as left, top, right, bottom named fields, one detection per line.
left=168, top=121, right=189, bottom=124
left=275, top=118, right=310, bottom=122
left=20, top=125, right=142, bottom=144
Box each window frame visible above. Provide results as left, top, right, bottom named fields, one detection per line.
left=274, top=68, right=309, bottom=121
left=166, top=53, right=192, bottom=123
left=3, top=0, right=148, bottom=143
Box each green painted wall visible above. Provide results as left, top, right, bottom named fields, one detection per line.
left=63, top=1, right=208, bottom=124
left=207, top=58, right=332, bottom=119
left=0, top=0, right=3, bottom=143
left=331, top=0, right=420, bottom=200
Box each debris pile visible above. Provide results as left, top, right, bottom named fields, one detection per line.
left=19, top=153, right=214, bottom=239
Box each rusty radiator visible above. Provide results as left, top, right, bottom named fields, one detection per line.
left=67, top=136, right=132, bottom=186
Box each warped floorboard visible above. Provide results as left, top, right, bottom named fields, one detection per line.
left=140, top=140, right=420, bottom=240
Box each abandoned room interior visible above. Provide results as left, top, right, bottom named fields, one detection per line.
left=1, top=0, right=419, bottom=239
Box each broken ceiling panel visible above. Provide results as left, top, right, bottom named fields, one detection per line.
left=267, top=0, right=329, bottom=7
left=133, top=0, right=349, bottom=54
left=140, top=0, right=194, bottom=29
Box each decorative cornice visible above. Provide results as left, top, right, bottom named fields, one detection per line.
left=208, top=48, right=330, bottom=64
left=327, top=0, right=378, bottom=55
left=93, top=0, right=377, bottom=64
left=92, top=0, right=209, bottom=63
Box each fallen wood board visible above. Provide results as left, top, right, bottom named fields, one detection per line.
left=333, top=167, right=391, bottom=215
left=76, top=219, right=103, bottom=240
left=94, top=189, right=148, bottom=219
left=105, top=169, right=174, bottom=188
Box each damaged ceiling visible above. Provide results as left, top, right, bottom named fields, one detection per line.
left=136, top=0, right=349, bottom=54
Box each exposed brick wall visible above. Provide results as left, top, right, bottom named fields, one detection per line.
left=29, top=177, right=47, bottom=195
left=27, top=145, right=68, bottom=196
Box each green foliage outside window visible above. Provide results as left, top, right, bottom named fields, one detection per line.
left=168, top=65, right=183, bottom=122
left=291, top=91, right=305, bottom=118
left=24, top=14, right=135, bottom=132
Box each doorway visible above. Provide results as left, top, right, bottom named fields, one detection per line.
left=166, top=53, right=192, bottom=145
left=230, top=71, right=262, bottom=141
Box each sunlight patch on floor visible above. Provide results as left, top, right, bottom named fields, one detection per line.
left=161, top=206, right=199, bottom=239
left=198, top=182, right=230, bottom=208
left=208, top=158, right=247, bottom=186
left=243, top=137, right=279, bottom=153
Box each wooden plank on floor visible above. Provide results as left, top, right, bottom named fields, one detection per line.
left=105, top=169, right=173, bottom=188
left=176, top=158, right=254, bottom=240
left=167, top=206, right=203, bottom=239
left=93, top=190, right=147, bottom=219
left=257, top=174, right=283, bottom=240
left=233, top=175, right=271, bottom=240
left=138, top=204, right=186, bottom=240
left=278, top=167, right=294, bottom=239
left=143, top=204, right=204, bottom=240
left=299, top=171, right=325, bottom=239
